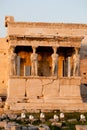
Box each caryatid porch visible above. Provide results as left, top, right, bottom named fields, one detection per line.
left=5, top=34, right=84, bottom=111
left=8, top=35, right=82, bottom=78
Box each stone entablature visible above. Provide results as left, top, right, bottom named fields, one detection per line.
left=6, top=21, right=87, bottom=29
left=5, top=16, right=87, bottom=37
left=7, top=35, right=83, bottom=48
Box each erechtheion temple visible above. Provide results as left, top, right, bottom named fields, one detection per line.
left=0, top=16, right=87, bottom=111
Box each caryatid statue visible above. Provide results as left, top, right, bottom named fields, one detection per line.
left=51, top=47, right=58, bottom=76
left=31, top=47, right=38, bottom=76
left=9, top=47, right=17, bottom=76
left=73, top=48, right=80, bottom=76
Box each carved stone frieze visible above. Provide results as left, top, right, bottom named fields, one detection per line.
left=8, top=35, right=83, bottom=48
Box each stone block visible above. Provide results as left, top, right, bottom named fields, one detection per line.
left=8, top=78, right=26, bottom=98
left=26, top=79, right=42, bottom=98
left=43, top=79, right=59, bottom=97
left=39, top=128, right=45, bottom=130
left=59, top=85, right=81, bottom=97
left=67, top=119, right=77, bottom=122
left=60, top=78, right=81, bottom=85
left=5, top=122, right=17, bottom=130
left=21, top=126, right=28, bottom=130
left=39, top=125, right=50, bottom=130
left=11, top=126, right=21, bottom=130
left=76, top=125, right=87, bottom=130
left=28, top=126, right=39, bottom=130
left=51, top=122, right=62, bottom=127
left=8, top=114, right=17, bottom=120
left=0, top=121, right=7, bottom=128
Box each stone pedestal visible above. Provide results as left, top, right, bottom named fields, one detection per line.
left=5, top=76, right=86, bottom=112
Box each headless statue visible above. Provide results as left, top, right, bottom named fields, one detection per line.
left=31, top=47, right=38, bottom=76
left=73, top=49, right=80, bottom=76
left=9, top=48, right=16, bottom=76
left=51, top=47, right=58, bottom=76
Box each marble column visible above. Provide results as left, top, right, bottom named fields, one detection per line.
left=16, top=56, right=20, bottom=76
left=31, top=46, right=38, bottom=76
left=68, top=56, right=71, bottom=77
left=51, top=47, right=58, bottom=76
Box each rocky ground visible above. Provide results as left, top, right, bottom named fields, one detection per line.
left=0, top=100, right=87, bottom=130
left=0, top=110, right=86, bottom=130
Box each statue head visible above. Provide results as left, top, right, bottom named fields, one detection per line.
left=10, top=46, right=15, bottom=54
left=53, top=47, right=57, bottom=54
left=32, top=46, right=38, bottom=53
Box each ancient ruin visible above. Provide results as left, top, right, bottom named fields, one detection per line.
left=0, top=16, right=87, bottom=111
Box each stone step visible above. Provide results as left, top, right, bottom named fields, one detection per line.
left=4, top=101, right=87, bottom=112
left=44, top=96, right=83, bottom=104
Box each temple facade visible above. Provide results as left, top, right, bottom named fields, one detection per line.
left=0, top=16, right=87, bottom=111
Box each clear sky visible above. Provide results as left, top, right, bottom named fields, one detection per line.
left=0, top=0, right=87, bottom=37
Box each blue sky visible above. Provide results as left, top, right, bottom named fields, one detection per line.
left=0, top=0, right=87, bottom=37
